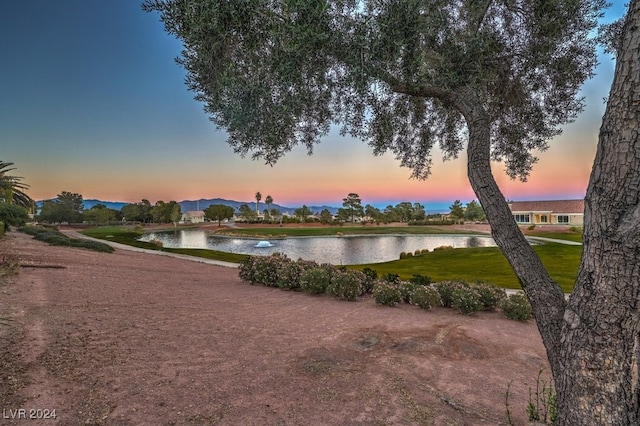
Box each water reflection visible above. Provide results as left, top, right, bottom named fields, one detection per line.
left=139, top=230, right=497, bottom=265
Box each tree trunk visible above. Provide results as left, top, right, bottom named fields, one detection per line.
left=461, top=1, right=640, bottom=423
left=555, top=1, right=640, bottom=423
left=456, top=87, right=567, bottom=380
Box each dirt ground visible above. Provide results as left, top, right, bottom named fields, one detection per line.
left=0, top=230, right=551, bottom=425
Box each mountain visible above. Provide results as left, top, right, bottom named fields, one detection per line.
left=179, top=199, right=340, bottom=215
left=35, top=197, right=341, bottom=215
left=82, top=199, right=128, bottom=211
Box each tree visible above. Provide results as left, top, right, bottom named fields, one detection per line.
left=342, top=193, right=364, bottom=223
left=121, top=200, right=152, bottom=223
left=39, top=191, right=83, bottom=223
left=449, top=200, right=465, bottom=220
left=204, top=204, right=235, bottom=227
left=83, top=204, right=119, bottom=225
left=0, top=161, right=33, bottom=208
left=294, top=205, right=312, bottom=222
left=0, top=203, right=29, bottom=231
left=364, top=204, right=382, bottom=223
left=319, top=208, right=333, bottom=224
left=464, top=200, right=485, bottom=222
left=411, top=202, right=426, bottom=221
left=238, top=204, right=256, bottom=221
left=144, top=1, right=632, bottom=422
left=255, top=191, right=262, bottom=214
left=265, top=195, right=273, bottom=221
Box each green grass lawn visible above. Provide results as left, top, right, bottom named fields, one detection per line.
left=349, top=243, right=581, bottom=293
left=83, top=225, right=579, bottom=292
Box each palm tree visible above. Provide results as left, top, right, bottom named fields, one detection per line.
left=255, top=191, right=262, bottom=213
left=0, top=161, right=33, bottom=208
left=265, top=195, right=273, bottom=222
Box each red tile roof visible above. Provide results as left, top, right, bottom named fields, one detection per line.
left=508, top=200, right=584, bottom=214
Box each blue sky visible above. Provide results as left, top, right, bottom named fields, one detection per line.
left=0, top=1, right=628, bottom=211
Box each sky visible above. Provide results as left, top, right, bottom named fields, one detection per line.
left=0, top=1, right=627, bottom=211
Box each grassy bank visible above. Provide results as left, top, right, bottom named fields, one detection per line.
left=82, top=226, right=249, bottom=263
left=349, top=243, right=580, bottom=293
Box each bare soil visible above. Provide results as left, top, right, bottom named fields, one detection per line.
left=0, top=230, right=550, bottom=425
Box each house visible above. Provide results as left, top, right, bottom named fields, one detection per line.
left=508, top=200, right=584, bottom=226
left=181, top=210, right=206, bottom=224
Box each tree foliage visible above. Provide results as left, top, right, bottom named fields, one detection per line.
left=39, top=191, right=84, bottom=224
left=449, top=200, right=465, bottom=220
left=0, top=203, right=29, bottom=231
left=204, top=204, right=235, bottom=226
left=83, top=204, right=120, bottom=225
left=143, top=0, right=604, bottom=180
left=0, top=161, right=33, bottom=208
left=121, top=199, right=152, bottom=223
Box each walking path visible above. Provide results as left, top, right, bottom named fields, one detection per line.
left=62, top=229, right=239, bottom=268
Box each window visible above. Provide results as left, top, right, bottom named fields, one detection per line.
left=557, top=215, right=569, bottom=224
left=540, top=215, right=548, bottom=223
left=514, top=214, right=530, bottom=223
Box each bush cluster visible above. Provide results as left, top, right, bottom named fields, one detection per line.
left=238, top=255, right=530, bottom=321
left=501, top=293, right=534, bottom=321
left=239, top=254, right=368, bottom=301
left=19, top=226, right=114, bottom=253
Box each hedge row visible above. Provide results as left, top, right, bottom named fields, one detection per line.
left=238, top=254, right=534, bottom=320
left=19, top=226, right=114, bottom=253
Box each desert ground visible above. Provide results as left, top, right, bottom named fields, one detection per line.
left=0, top=229, right=551, bottom=425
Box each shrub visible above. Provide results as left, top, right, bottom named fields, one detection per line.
left=410, top=274, right=431, bottom=286
left=451, top=285, right=482, bottom=315
left=414, top=249, right=421, bottom=256
left=150, top=239, right=164, bottom=248
left=327, top=270, right=363, bottom=301
left=397, top=280, right=417, bottom=303
left=411, top=286, right=442, bottom=310
left=434, top=281, right=465, bottom=307
left=300, top=267, right=332, bottom=294
left=501, top=293, right=533, bottom=321
left=473, top=282, right=506, bottom=311
left=361, top=267, right=378, bottom=294
left=382, top=273, right=401, bottom=284
left=70, top=239, right=115, bottom=253
left=238, top=253, right=288, bottom=286
left=433, top=245, right=454, bottom=251
left=399, top=251, right=408, bottom=259
left=527, top=224, right=536, bottom=231
left=277, top=261, right=306, bottom=290
left=372, top=280, right=402, bottom=306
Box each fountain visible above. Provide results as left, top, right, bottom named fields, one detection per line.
left=255, top=240, right=274, bottom=248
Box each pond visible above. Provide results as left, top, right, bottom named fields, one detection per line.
left=139, top=229, right=498, bottom=265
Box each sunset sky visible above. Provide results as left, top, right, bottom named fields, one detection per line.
left=0, top=1, right=627, bottom=211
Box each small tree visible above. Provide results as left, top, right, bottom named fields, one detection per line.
left=449, top=200, right=465, bottom=221
left=238, top=204, right=256, bottom=221
left=264, top=195, right=273, bottom=221
left=319, top=208, right=333, bottom=224
left=294, top=205, right=313, bottom=222
left=342, top=193, right=364, bottom=223
left=204, top=204, right=235, bottom=226
left=255, top=191, right=262, bottom=214
left=464, top=200, right=486, bottom=222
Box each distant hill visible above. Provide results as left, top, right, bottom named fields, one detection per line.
left=35, top=197, right=340, bottom=215
left=179, top=199, right=340, bottom=215
left=82, top=199, right=128, bottom=211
